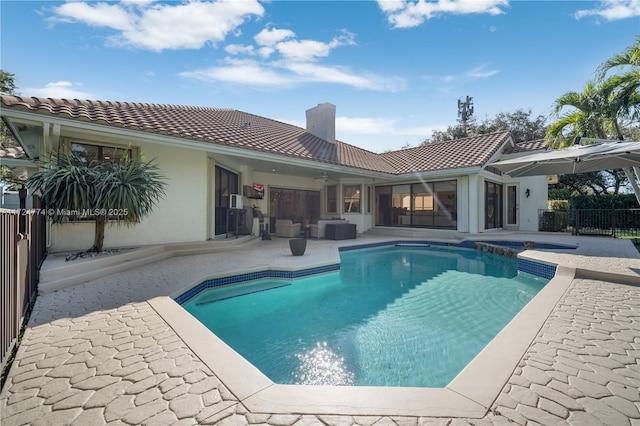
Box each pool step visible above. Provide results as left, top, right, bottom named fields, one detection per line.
left=38, top=236, right=258, bottom=293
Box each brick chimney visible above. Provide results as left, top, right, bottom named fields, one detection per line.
left=306, top=102, right=336, bottom=144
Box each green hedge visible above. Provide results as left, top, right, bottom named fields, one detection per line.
left=569, top=194, right=639, bottom=210
left=548, top=191, right=639, bottom=209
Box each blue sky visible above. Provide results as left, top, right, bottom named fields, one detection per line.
left=1, top=1, right=638, bottom=153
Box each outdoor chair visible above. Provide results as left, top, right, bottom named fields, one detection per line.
left=275, top=219, right=301, bottom=238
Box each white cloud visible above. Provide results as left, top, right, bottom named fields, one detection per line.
left=280, top=62, right=406, bottom=91
left=376, top=0, right=509, bottom=28
left=254, top=27, right=296, bottom=46
left=466, top=65, right=499, bottom=79
left=182, top=26, right=402, bottom=92
left=50, top=0, right=264, bottom=51
left=574, top=0, right=640, bottom=21
left=180, top=58, right=295, bottom=87
left=23, top=81, right=93, bottom=99
left=225, top=43, right=255, bottom=55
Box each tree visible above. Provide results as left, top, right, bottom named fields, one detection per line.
left=547, top=38, right=640, bottom=197
left=597, top=35, right=640, bottom=123
left=0, top=70, right=16, bottom=95
left=546, top=81, right=614, bottom=148
left=27, top=151, right=167, bottom=252
left=426, top=109, right=547, bottom=143
left=0, top=69, right=23, bottom=190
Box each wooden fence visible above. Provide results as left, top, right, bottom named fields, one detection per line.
left=1, top=198, right=46, bottom=374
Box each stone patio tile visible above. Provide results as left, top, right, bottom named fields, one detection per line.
left=10, top=376, right=53, bottom=392
left=566, top=411, right=605, bottom=425
left=515, top=403, right=567, bottom=426
left=268, top=414, right=302, bottom=426
left=73, top=374, right=121, bottom=390
left=537, top=397, right=569, bottom=419
left=216, top=414, right=250, bottom=426
left=317, top=415, right=355, bottom=426
left=579, top=396, right=633, bottom=426
left=568, top=376, right=612, bottom=398
left=104, top=395, right=136, bottom=422
left=9, top=367, right=50, bottom=385
left=71, top=407, right=106, bottom=425
left=163, top=383, right=190, bottom=400
left=509, top=385, right=539, bottom=407
left=84, top=381, right=130, bottom=408
left=188, top=376, right=222, bottom=394
left=96, top=358, right=123, bottom=375
left=520, top=365, right=552, bottom=385
left=32, top=408, right=82, bottom=426
left=293, top=415, right=327, bottom=426
left=52, top=389, right=94, bottom=410
left=143, top=409, right=180, bottom=425
left=530, top=383, right=583, bottom=410
left=112, top=361, right=148, bottom=377
left=135, top=387, right=163, bottom=406
left=184, top=370, right=208, bottom=384
left=6, top=388, right=39, bottom=405
left=169, top=393, right=204, bottom=419
left=607, top=381, right=640, bottom=402
left=121, top=399, right=168, bottom=425
left=581, top=354, right=625, bottom=369
left=600, top=396, right=640, bottom=418
left=199, top=403, right=237, bottom=424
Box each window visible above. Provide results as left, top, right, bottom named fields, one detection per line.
left=71, top=142, right=131, bottom=166
left=375, top=181, right=457, bottom=229
left=326, top=185, right=337, bottom=213
left=343, top=184, right=361, bottom=213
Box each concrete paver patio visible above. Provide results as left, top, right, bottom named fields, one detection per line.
left=1, top=231, right=639, bottom=425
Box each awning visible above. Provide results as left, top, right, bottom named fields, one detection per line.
left=491, top=140, right=640, bottom=203
left=492, top=141, right=640, bottom=177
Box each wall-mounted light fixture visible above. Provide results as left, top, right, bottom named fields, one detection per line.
left=525, top=188, right=531, bottom=198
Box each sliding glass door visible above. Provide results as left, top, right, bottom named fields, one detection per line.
left=375, top=180, right=457, bottom=229
left=269, top=187, right=320, bottom=231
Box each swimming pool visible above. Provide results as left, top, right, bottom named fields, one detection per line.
left=181, top=245, right=548, bottom=388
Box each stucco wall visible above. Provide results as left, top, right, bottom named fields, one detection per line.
left=48, top=141, right=208, bottom=252
left=513, top=175, right=548, bottom=232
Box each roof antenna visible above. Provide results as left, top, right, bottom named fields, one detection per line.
left=457, top=96, right=474, bottom=136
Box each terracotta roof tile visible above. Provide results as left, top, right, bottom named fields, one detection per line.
left=380, top=132, right=512, bottom=174
left=1, top=96, right=512, bottom=175
left=503, top=139, right=548, bottom=154
left=0, top=146, right=25, bottom=159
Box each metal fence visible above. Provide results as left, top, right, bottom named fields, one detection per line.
left=1, top=199, right=46, bottom=374
left=539, top=209, right=640, bottom=238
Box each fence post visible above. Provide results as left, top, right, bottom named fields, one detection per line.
left=18, top=187, right=27, bottom=234
left=611, top=208, right=617, bottom=237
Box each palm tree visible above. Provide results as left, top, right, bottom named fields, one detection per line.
left=597, top=36, right=640, bottom=128
left=546, top=81, right=615, bottom=148
left=27, top=151, right=166, bottom=252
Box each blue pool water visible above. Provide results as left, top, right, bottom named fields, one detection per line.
left=182, top=246, right=548, bottom=387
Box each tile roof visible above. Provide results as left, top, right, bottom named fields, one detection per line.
left=0, top=96, right=511, bottom=175
left=380, top=132, right=512, bottom=174
left=0, top=146, right=25, bottom=159
left=503, top=139, right=548, bottom=154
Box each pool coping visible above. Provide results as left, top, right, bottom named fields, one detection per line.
left=149, top=248, right=577, bottom=417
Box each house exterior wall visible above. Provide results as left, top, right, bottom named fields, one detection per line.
left=48, top=139, right=208, bottom=252
left=507, top=175, right=548, bottom=232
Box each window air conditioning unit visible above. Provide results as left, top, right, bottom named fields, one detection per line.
left=230, top=194, right=243, bottom=210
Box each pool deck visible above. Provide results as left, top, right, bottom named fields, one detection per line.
left=1, top=230, right=639, bottom=425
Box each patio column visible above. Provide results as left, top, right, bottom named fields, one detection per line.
left=468, top=175, right=480, bottom=234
